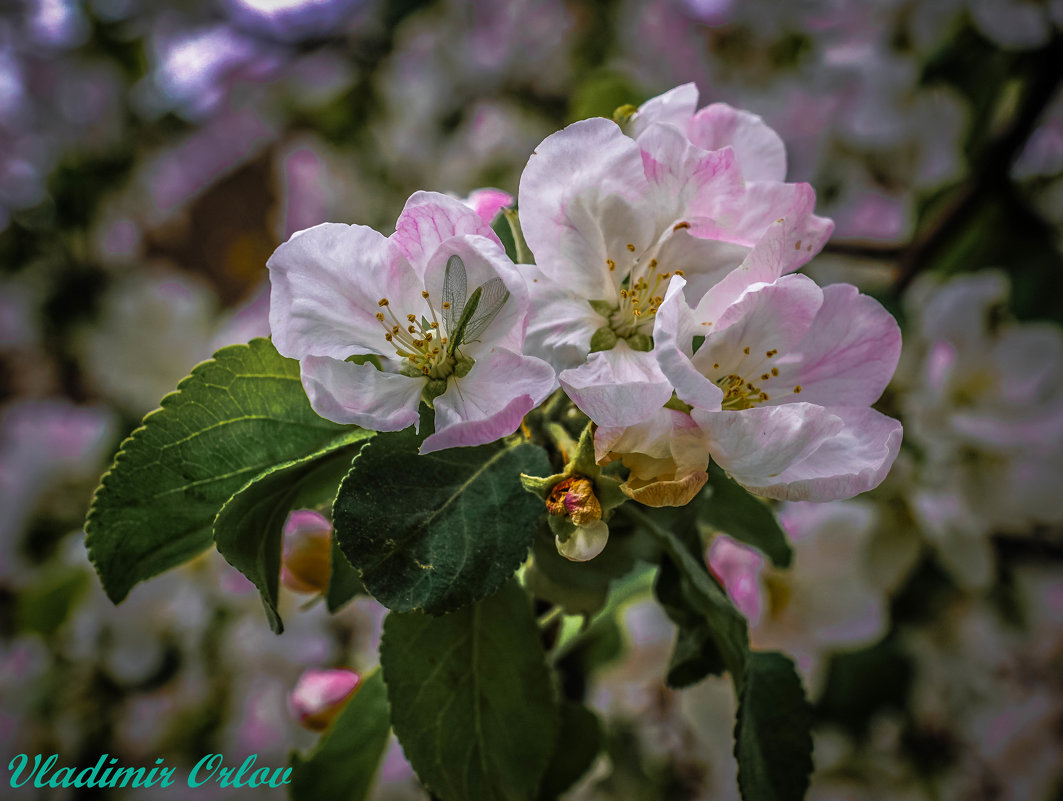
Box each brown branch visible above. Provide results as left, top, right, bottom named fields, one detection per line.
left=893, top=34, right=1063, bottom=292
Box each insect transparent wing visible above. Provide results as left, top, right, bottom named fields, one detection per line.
left=462, top=278, right=510, bottom=343
left=442, top=255, right=467, bottom=336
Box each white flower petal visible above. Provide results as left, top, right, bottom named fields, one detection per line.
left=268, top=223, right=417, bottom=360
left=299, top=356, right=422, bottom=431
left=560, top=342, right=673, bottom=427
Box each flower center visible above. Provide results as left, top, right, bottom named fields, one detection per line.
left=375, top=294, right=456, bottom=380
left=708, top=348, right=800, bottom=410
left=592, top=239, right=685, bottom=349
left=715, top=373, right=771, bottom=410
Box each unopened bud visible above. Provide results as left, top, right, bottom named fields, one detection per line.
left=557, top=519, right=609, bottom=562
left=281, top=510, right=332, bottom=594
left=289, top=668, right=360, bottom=732
left=545, top=476, right=602, bottom=527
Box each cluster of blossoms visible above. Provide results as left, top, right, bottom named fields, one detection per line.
left=268, top=83, right=903, bottom=558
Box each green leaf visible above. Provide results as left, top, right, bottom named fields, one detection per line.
left=537, top=701, right=602, bottom=801
left=654, top=554, right=725, bottom=688
left=630, top=507, right=749, bottom=683
left=333, top=429, right=551, bottom=614
left=326, top=537, right=365, bottom=613
left=380, top=580, right=559, bottom=801
left=700, top=463, right=792, bottom=568
left=214, top=442, right=368, bottom=633
left=288, top=669, right=392, bottom=801
left=734, top=652, right=814, bottom=801
left=86, top=339, right=361, bottom=603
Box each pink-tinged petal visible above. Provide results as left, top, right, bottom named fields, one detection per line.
left=268, top=222, right=414, bottom=360
left=654, top=276, right=725, bottom=411
left=289, top=668, right=360, bottom=732
left=764, top=283, right=901, bottom=407
left=696, top=181, right=831, bottom=263
left=392, top=190, right=501, bottom=277
left=523, top=263, right=603, bottom=371
left=421, top=234, right=529, bottom=355
left=630, top=82, right=699, bottom=137
left=688, top=103, right=787, bottom=182
left=300, top=356, right=422, bottom=431
left=693, top=403, right=845, bottom=485
left=707, top=535, right=766, bottom=625
left=636, top=123, right=739, bottom=227
left=560, top=342, right=673, bottom=427
left=462, top=187, right=513, bottom=225
left=693, top=213, right=834, bottom=323
left=519, top=117, right=655, bottom=299
left=423, top=349, right=557, bottom=452
left=736, top=407, right=903, bottom=501
left=651, top=223, right=750, bottom=303
left=693, top=274, right=823, bottom=383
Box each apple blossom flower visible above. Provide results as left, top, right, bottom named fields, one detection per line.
left=707, top=500, right=888, bottom=692
left=653, top=272, right=902, bottom=501
left=268, top=191, right=557, bottom=453
left=288, top=668, right=360, bottom=732
left=896, top=270, right=1063, bottom=588
left=517, top=83, right=832, bottom=434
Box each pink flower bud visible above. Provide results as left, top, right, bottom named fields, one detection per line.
left=280, top=510, right=332, bottom=594
left=289, top=668, right=360, bottom=732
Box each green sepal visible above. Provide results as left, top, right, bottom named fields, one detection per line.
left=589, top=326, right=618, bottom=353
left=420, top=378, right=447, bottom=406
left=502, top=207, right=534, bottom=265
left=454, top=355, right=475, bottom=377
left=626, top=332, right=653, bottom=352
left=588, top=299, right=615, bottom=317
left=520, top=424, right=626, bottom=520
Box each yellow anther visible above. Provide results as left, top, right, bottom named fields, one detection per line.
left=762, top=373, right=770, bottom=381
left=795, top=240, right=802, bottom=250
left=713, top=363, right=720, bottom=370
left=422, top=290, right=430, bottom=298
left=674, top=269, right=685, bottom=276
left=743, top=346, right=750, bottom=355
left=407, top=325, right=416, bottom=333
left=771, top=367, right=779, bottom=377
left=607, top=258, right=616, bottom=271
left=626, top=243, right=636, bottom=252
left=794, top=385, right=802, bottom=393
left=673, top=221, right=690, bottom=231
left=407, top=314, right=416, bottom=322
left=649, top=259, right=658, bottom=269
left=766, top=349, right=778, bottom=357
left=442, top=302, right=451, bottom=309
left=376, top=312, right=385, bottom=321
left=378, top=298, right=389, bottom=306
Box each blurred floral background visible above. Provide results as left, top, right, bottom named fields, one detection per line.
left=2, top=0, right=1062, bottom=798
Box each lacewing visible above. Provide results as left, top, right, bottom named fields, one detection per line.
left=443, top=255, right=509, bottom=356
